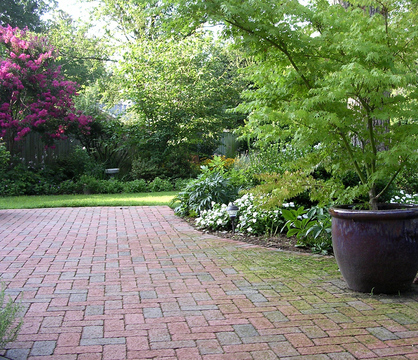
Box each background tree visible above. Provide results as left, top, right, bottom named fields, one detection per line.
left=0, top=0, right=57, bottom=32
left=118, top=34, right=246, bottom=179
left=83, top=0, right=248, bottom=179
left=47, top=16, right=112, bottom=87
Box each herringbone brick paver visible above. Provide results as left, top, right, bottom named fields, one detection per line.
left=0, top=206, right=417, bottom=359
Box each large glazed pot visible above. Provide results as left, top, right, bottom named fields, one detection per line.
left=329, top=204, right=418, bottom=294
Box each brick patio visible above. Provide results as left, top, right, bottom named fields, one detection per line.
left=0, top=206, right=417, bottom=359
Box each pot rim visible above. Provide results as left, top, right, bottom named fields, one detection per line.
left=329, top=203, right=418, bottom=220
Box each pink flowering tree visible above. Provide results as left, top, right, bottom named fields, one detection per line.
left=0, top=25, right=91, bottom=153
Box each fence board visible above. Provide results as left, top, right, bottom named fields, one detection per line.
left=18, top=133, right=79, bottom=166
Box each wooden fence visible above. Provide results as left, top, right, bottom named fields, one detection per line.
left=14, top=133, right=80, bottom=166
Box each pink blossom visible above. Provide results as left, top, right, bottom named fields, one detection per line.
left=0, top=25, right=91, bottom=146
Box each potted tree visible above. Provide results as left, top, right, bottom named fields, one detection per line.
left=162, top=0, right=418, bottom=292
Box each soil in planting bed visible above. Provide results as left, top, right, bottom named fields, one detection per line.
left=185, top=217, right=313, bottom=254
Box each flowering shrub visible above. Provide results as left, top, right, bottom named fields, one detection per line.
left=0, top=25, right=91, bottom=148
left=390, top=190, right=418, bottom=205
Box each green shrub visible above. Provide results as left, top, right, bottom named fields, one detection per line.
left=123, top=179, right=149, bottom=193
left=174, top=178, right=193, bottom=191
left=148, top=177, right=173, bottom=192
left=79, top=175, right=100, bottom=194
left=57, top=180, right=80, bottom=195
left=33, top=181, right=61, bottom=196
left=0, top=179, right=24, bottom=197
left=100, top=179, right=124, bottom=194
left=0, top=162, right=43, bottom=196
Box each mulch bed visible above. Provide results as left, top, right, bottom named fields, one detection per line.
left=185, top=217, right=312, bottom=254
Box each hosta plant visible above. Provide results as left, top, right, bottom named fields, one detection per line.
left=172, top=166, right=238, bottom=217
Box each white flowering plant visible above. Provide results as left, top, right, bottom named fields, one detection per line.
left=195, top=192, right=334, bottom=254
left=196, top=202, right=230, bottom=231
left=390, top=190, right=418, bottom=205
left=196, top=193, right=287, bottom=236
left=234, top=193, right=285, bottom=236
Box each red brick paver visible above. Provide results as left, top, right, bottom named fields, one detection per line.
left=0, top=206, right=417, bottom=359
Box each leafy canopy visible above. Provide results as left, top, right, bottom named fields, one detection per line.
left=158, top=0, right=418, bottom=208
left=47, top=17, right=112, bottom=87
left=0, top=0, right=56, bottom=32
left=85, top=0, right=248, bottom=179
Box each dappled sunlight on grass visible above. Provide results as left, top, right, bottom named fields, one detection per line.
left=0, top=191, right=178, bottom=209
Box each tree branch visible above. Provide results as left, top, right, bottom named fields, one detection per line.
left=224, top=18, right=313, bottom=90
left=338, top=130, right=367, bottom=185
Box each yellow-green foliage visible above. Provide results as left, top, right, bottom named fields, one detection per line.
left=201, top=155, right=235, bottom=172
left=249, top=171, right=343, bottom=209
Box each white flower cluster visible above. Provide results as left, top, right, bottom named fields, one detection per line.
left=195, top=194, right=292, bottom=235
left=234, top=194, right=285, bottom=235
left=390, top=190, right=418, bottom=205
left=196, top=202, right=230, bottom=230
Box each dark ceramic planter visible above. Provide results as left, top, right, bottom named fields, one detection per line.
left=329, top=204, right=418, bottom=294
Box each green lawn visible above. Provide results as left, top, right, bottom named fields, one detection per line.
left=0, top=191, right=178, bottom=209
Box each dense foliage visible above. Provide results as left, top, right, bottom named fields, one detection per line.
left=0, top=0, right=56, bottom=32
left=172, top=164, right=239, bottom=217
left=47, top=18, right=111, bottom=87
left=118, top=35, right=246, bottom=175
left=154, top=0, right=418, bottom=209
